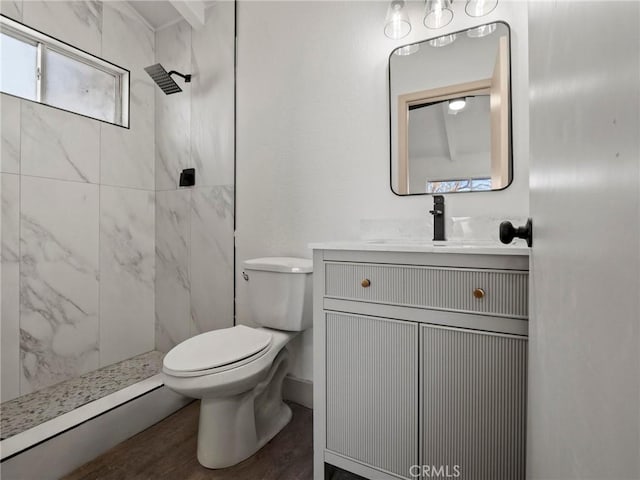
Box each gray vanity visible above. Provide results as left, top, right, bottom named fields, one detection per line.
left=312, top=243, right=529, bottom=480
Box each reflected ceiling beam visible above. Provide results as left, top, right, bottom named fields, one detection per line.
left=169, top=0, right=205, bottom=30
left=440, top=104, right=457, bottom=162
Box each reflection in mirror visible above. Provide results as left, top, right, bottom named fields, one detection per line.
left=390, top=22, right=511, bottom=195
left=409, top=95, right=491, bottom=193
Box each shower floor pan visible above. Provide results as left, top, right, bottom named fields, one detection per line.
left=0, top=351, right=189, bottom=479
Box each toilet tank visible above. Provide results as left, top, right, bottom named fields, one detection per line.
left=242, top=257, right=313, bottom=331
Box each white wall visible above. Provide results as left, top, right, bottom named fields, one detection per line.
left=1, top=1, right=155, bottom=400
left=236, top=1, right=529, bottom=381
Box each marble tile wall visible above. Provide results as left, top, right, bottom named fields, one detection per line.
left=190, top=185, right=234, bottom=335
left=155, top=20, right=191, bottom=191
left=155, top=190, right=190, bottom=352
left=0, top=95, right=20, bottom=174
left=0, top=0, right=22, bottom=21
left=1, top=173, right=20, bottom=401
left=100, top=3, right=155, bottom=190
left=190, top=3, right=235, bottom=188
left=0, top=1, right=156, bottom=401
left=21, top=101, right=101, bottom=183
left=19, top=177, right=100, bottom=393
left=99, top=186, right=155, bottom=367
left=154, top=4, right=235, bottom=352
left=22, top=1, right=103, bottom=56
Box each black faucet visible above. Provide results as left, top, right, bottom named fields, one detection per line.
left=429, top=195, right=446, bottom=241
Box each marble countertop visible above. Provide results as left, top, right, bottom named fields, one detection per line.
left=308, top=240, right=530, bottom=256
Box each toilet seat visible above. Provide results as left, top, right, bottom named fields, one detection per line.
left=163, top=325, right=273, bottom=378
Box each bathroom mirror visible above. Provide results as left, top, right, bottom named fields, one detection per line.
left=389, top=22, right=512, bottom=195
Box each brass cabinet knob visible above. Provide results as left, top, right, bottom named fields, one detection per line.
left=361, top=279, right=371, bottom=288
left=473, top=288, right=485, bottom=299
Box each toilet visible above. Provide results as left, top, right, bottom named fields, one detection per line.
left=162, top=257, right=313, bottom=469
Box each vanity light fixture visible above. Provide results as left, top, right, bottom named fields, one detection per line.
left=424, top=0, right=454, bottom=29
left=465, top=0, right=499, bottom=17
left=384, top=0, right=412, bottom=39
left=385, top=0, right=500, bottom=42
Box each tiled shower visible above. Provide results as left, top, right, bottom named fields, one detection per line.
left=0, top=0, right=234, bottom=429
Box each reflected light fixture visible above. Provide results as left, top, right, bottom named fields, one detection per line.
left=428, top=33, right=457, bottom=47
left=466, top=22, right=497, bottom=38
left=465, top=0, right=499, bottom=17
left=384, top=0, right=412, bottom=39
left=424, top=0, right=453, bottom=29
left=394, top=44, right=421, bottom=56
left=448, top=98, right=467, bottom=112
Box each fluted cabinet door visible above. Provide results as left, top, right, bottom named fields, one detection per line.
left=326, top=313, right=418, bottom=479
left=421, top=325, right=527, bottom=480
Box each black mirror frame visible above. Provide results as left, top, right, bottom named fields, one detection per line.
left=388, top=21, right=514, bottom=197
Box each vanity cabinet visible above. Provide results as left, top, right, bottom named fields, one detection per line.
left=420, top=324, right=527, bottom=480
left=326, top=313, right=418, bottom=477
left=312, top=247, right=529, bottom=480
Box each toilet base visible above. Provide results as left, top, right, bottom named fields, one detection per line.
left=196, top=348, right=292, bottom=469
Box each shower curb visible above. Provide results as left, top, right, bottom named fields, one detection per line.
left=0, top=377, right=190, bottom=479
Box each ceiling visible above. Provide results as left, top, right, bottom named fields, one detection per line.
left=128, top=1, right=215, bottom=31
left=128, top=1, right=181, bottom=30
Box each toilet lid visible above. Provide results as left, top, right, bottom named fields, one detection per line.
left=163, top=325, right=272, bottom=372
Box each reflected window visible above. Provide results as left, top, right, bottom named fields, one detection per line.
left=0, top=16, right=129, bottom=127
left=427, top=177, right=492, bottom=193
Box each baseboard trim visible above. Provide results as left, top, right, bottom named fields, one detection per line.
left=283, top=375, right=313, bottom=409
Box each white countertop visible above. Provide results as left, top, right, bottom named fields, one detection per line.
left=308, top=240, right=530, bottom=256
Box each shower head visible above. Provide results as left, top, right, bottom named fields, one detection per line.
left=144, top=63, right=191, bottom=95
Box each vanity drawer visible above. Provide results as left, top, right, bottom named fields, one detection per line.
left=324, top=262, right=528, bottom=318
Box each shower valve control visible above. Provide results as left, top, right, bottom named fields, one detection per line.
left=179, top=168, right=195, bottom=187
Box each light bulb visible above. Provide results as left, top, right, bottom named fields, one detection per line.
left=424, top=0, right=454, bottom=29
left=465, top=0, right=498, bottom=17
left=449, top=98, right=467, bottom=111
left=384, top=0, right=411, bottom=39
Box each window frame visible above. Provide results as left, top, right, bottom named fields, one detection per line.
left=0, top=14, right=130, bottom=128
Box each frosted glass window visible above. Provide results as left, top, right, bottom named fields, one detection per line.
left=0, top=32, right=37, bottom=101
left=44, top=49, right=117, bottom=123
left=0, top=16, right=129, bottom=127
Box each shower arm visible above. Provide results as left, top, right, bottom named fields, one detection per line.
left=167, top=70, right=192, bottom=83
